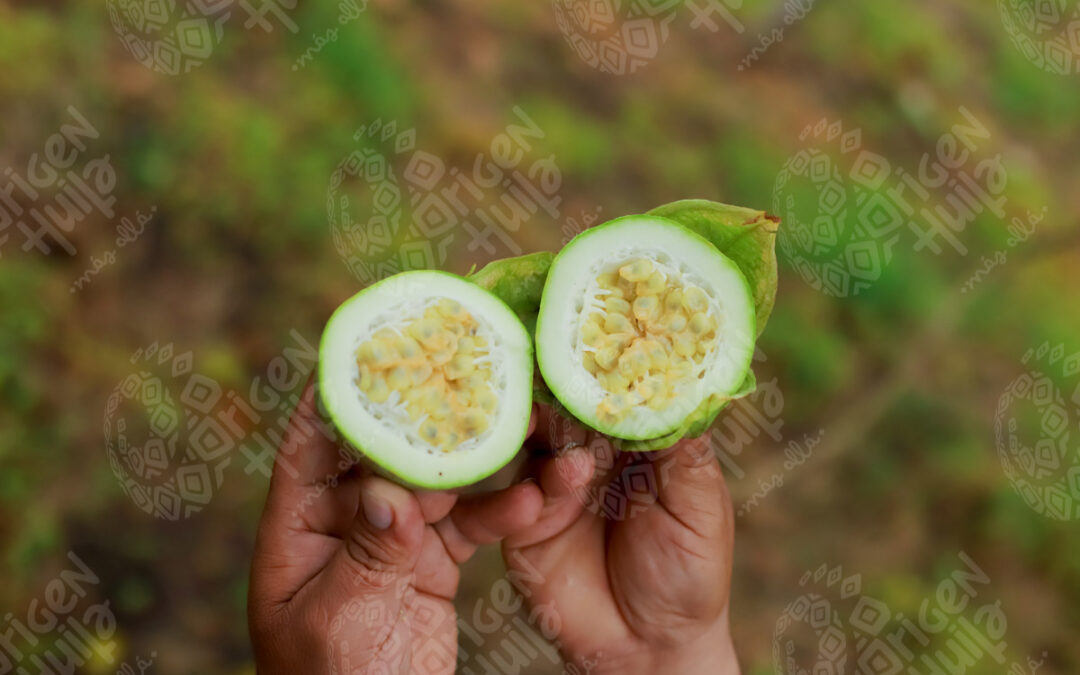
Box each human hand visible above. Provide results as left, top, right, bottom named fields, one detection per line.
left=501, top=405, right=739, bottom=675
left=247, top=380, right=544, bottom=674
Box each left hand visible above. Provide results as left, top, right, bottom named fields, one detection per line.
left=248, top=380, right=544, bottom=674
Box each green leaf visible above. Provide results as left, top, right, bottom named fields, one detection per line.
left=647, top=199, right=779, bottom=337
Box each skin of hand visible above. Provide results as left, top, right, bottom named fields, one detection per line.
left=248, top=380, right=545, bottom=674
left=500, top=404, right=740, bottom=675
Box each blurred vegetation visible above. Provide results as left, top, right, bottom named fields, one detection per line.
left=1, top=0, right=1078, bottom=672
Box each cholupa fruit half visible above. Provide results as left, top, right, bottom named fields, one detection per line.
left=318, top=270, right=533, bottom=489
left=474, top=199, right=779, bottom=451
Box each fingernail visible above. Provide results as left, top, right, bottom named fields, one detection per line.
left=362, top=488, right=393, bottom=530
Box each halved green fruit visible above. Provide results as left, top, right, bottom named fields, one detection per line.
left=535, top=215, right=758, bottom=442
left=318, top=270, right=533, bottom=489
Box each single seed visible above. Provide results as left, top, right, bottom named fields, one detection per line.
left=600, top=371, right=631, bottom=393
left=633, top=378, right=658, bottom=401
left=420, top=420, right=440, bottom=443
left=618, top=346, right=650, bottom=379
left=671, top=360, right=694, bottom=379
left=463, top=411, right=488, bottom=435
left=367, top=377, right=390, bottom=403
left=636, top=272, right=666, bottom=296
left=445, top=354, right=475, bottom=380
left=452, top=322, right=470, bottom=338
left=459, top=372, right=485, bottom=392
left=613, top=332, right=639, bottom=353
left=357, top=365, right=373, bottom=392
left=605, top=296, right=632, bottom=316
left=596, top=397, right=626, bottom=424
left=663, top=312, right=688, bottom=334
left=632, top=296, right=659, bottom=322
left=430, top=399, right=452, bottom=420
left=357, top=339, right=393, bottom=366
left=395, top=336, right=423, bottom=360
left=663, top=289, right=683, bottom=313
left=595, top=345, right=620, bottom=371
left=604, top=313, right=633, bottom=334
left=458, top=336, right=477, bottom=354
left=596, top=271, right=619, bottom=289
left=435, top=298, right=466, bottom=320
left=430, top=337, right=458, bottom=366
left=647, top=391, right=669, bottom=411
left=441, top=433, right=460, bottom=453
left=476, top=389, right=497, bottom=413
left=619, top=259, right=654, bottom=282
left=408, top=317, right=438, bottom=341
left=387, top=366, right=410, bottom=391
left=640, top=339, right=664, bottom=362
left=582, top=321, right=605, bottom=347
left=683, top=287, right=708, bottom=313
left=608, top=392, right=636, bottom=411
left=674, top=334, right=696, bottom=358
left=583, top=352, right=600, bottom=375
left=688, top=312, right=711, bottom=335
left=596, top=407, right=621, bottom=426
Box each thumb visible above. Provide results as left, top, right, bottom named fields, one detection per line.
left=331, top=475, right=426, bottom=590
left=651, top=436, right=729, bottom=535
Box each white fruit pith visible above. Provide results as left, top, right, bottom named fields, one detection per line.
left=537, top=216, right=755, bottom=440
left=319, top=271, right=531, bottom=488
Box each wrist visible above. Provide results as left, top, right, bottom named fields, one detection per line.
left=586, top=612, right=739, bottom=675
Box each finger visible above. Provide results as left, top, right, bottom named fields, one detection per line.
left=526, top=405, right=538, bottom=438
left=503, top=446, right=595, bottom=549
left=529, top=403, right=588, bottom=453
left=436, top=482, right=544, bottom=563
left=415, top=491, right=457, bottom=524
left=526, top=405, right=624, bottom=486
left=412, top=527, right=460, bottom=600
left=267, top=377, right=356, bottom=503
left=326, top=475, right=426, bottom=590
left=650, top=436, right=728, bottom=538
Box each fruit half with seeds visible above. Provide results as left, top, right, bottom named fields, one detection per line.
left=318, top=271, right=533, bottom=489
left=536, top=215, right=758, bottom=443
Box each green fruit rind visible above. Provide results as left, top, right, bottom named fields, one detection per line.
left=536, top=214, right=757, bottom=442
left=317, top=270, right=534, bottom=490
left=469, top=252, right=556, bottom=404
left=468, top=251, right=554, bottom=335
left=613, top=370, right=757, bottom=452
left=647, top=200, right=779, bottom=337
left=459, top=200, right=778, bottom=452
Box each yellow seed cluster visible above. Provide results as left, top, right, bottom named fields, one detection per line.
left=355, top=299, right=497, bottom=453
left=582, top=258, right=720, bottom=426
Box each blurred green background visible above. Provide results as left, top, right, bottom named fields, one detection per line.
left=1, top=0, right=1079, bottom=672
